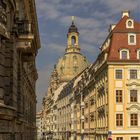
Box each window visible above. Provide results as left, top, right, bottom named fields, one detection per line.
left=71, top=36, right=76, bottom=46
left=131, top=137, right=138, bottom=140
left=116, top=137, right=123, bottom=140
left=126, top=19, right=134, bottom=28
left=130, top=70, right=137, bottom=79
left=116, top=90, right=123, bottom=103
left=85, top=102, right=88, bottom=108
left=122, top=51, right=127, bottom=59
left=137, top=50, right=140, bottom=59
left=130, top=90, right=137, bottom=102
left=116, top=114, right=123, bottom=127
left=85, top=117, right=88, bottom=122
left=128, top=21, right=132, bottom=27
left=130, top=35, right=135, bottom=43
left=90, top=98, right=95, bottom=105
left=120, top=49, right=129, bottom=59
left=115, top=70, right=122, bottom=79
left=130, top=114, right=138, bottom=126
left=82, top=108, right=84, bottom=115
left=128, top=34, right=136, bottom=45
left=90, top=114, right=94, bottom=122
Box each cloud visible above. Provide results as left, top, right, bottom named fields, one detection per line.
left=35, top=0, right=140, bottom=112
left=100, top=0, right=140, bottom=16
left=36, top=0, right=61, bottom=19
left=46, top=43, right=64, bottom=53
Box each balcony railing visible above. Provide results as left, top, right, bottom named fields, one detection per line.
left=16, top=20, right=34, bottom=53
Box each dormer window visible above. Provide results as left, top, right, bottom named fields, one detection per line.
left=120, top=49, right=129, bottom=59
left=128, top=33, right=136, bottom=45
left=126, top=19, right=134, bottom=28
left=128, top=21, right=132, bottom=27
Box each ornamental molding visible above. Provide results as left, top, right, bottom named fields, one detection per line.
left=126, top=81, right=140, bottom=87
left=126, top=104, right=140, bottom=111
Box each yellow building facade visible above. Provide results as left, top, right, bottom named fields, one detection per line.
left=42, top=11, right=140, bottom=140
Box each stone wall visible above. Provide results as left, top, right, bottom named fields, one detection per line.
left=0, top=0, right=40, bottom=140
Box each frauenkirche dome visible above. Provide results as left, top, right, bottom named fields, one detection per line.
left=55, top=18, right=89, bottom=83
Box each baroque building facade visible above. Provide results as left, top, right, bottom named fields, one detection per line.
left=42, top=11, right=140, bottom=140
left=0, top=0, right=40, bottom=140
left=41, top=18, right=89, bottom=139
left=36, top=111, right=44, bottom=140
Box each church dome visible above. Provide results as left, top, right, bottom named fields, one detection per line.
left=55, top=17, right=89, bottom=83
left=56, top=53, right=88, bottom=82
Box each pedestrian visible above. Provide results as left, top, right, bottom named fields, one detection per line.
left=41, top=132, right=46, bottom=140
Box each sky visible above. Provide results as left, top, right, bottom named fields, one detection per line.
left=35, top=0, right=140, bottom=112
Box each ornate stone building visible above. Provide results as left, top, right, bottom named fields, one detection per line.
left=0, top=0, right=40, bottom=140
left=36, top=111, right=44, bottom=140
left=42, top=11, right=140, bottom=140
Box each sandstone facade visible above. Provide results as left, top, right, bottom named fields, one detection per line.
left=0, top=0, right=40, bottom=140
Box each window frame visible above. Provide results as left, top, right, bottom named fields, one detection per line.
left=116, top=90, right=123, bottom=103
left=120, top=49, right=129, bottom=59
left=115, top=69, right=123, bottom=79
left=130, top=113, right=138, bottom=127
left=131, top=137, right=138, bottom=140
left=116, top=137, right=123, bottom=140
left=128, top=33, right=136, bottom=45
left=126, top=19, right=134, bottom=29
left=137, top=49, right=140, bottom=60
left=129, top=69, right=137, bottom=79
left=130, top=90, right=137, bottom=103
left=116, top=113, right=123, bottom=127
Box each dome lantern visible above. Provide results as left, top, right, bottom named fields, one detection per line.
left=55, top=17, right=89, bottom=83
left=66, top=16, right=80, bottom=54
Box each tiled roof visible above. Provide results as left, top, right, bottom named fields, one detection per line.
left=107, top=16, right=140, bottom=62
left=112, top=16, right=140, bottom=33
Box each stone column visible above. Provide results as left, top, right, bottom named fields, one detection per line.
left=0, top=39, right=5, bottom=104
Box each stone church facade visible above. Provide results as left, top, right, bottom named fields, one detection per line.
left=0, top=0, right=40, bottom=140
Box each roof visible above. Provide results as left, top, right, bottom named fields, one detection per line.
left=107, top=15, right=140, bottom=62
left=112, top=16, right=140, bottom=33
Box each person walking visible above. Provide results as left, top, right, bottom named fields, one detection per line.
left=41, top=133, right=46, bottom=140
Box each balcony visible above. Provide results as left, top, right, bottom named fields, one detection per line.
left=16, top=20, right=34, bottom=53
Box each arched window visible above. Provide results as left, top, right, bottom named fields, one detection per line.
left=71, top=36, right=76, bottom=46
left=128, top=21, right=132, bottom=27
left=120, top=49, right=129, bottom=59
left=130, top=35, right=134, bottom=43
left=126, top=19, right=134, bottom=28
left=128, top=34, right=136, bottom=45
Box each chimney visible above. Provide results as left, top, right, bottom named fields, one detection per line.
left=109, top=24, right=116, bottom=32
left=122, top=10, right=130, bottom=18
